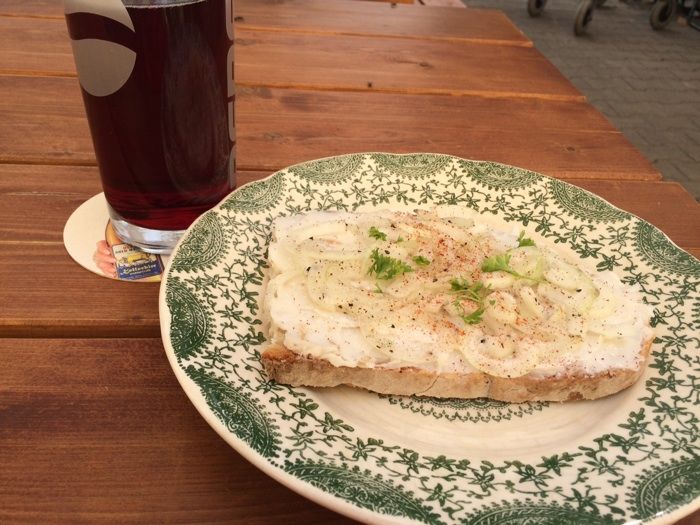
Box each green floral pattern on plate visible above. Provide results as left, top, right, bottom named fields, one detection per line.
left=548, top=179, right=630, bottom=223
left=465, top=501, right=624, bottom=525
left=169, top=211, right=228, bottom=272
left=165, top=276, right=213, bottom=360
left=288, top=153, right=364, bottom=185
left=160, top=153, right=700, bottom=525
left=634, top=221, right=700, bottom=276
left=221, top=171, right=285, bottom=213
left=628, top=457, right=700, bottom=521
left=379, top=396, right=548, bottom=423
left=457, top=159, right=539, bottom=190
left=186, top=366, right=281, bottom=458
left=285, top=461, right=444, bottom=525
left=371, top=152, right=453, bottom=179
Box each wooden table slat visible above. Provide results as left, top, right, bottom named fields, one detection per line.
left=236, top=30, right=579, bottom=100
left=236, top=87, right=658, bottom=179
left=0, top=338, right=357, bottom=524
left=0, top=78, right=659, bottom=180
left=0, top=243, right=161, bottom=338
left=0, top=19, right=559, bottom=99
left=0, top=0, right=527, bottom=50
left=235, top=0, right=530, bottom=46
left=0, top=16, right=73, bottom=76
left=0, top=0, right=63, bottom=19
left=0, top=75, right=91, bottom=165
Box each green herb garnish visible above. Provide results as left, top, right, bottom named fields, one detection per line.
left=368, top=248, right=413, bottom=280
left=481, top=253, right=513, bottom=274
left=517, top=230, right=535, bottom=247
left=412, top=255, right=431, bottom=266
left=481, top=252, right=541, bottom=282
left=457, top=305, right=485, bottom=325
left=368, top=226, right=387, bottom=241
left=449, top=278, right=489, bottom=325
left=450, top=278, right=487, bottom=302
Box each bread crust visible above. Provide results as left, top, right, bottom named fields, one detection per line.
left=261, top=337, right=653, bottom=402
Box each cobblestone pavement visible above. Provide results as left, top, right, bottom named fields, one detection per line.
left=461, top=0, right=700, bottom=198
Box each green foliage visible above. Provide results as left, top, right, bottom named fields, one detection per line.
left=368, top=248, right=413, bottom=280
left=369, top=226, right=387, bottom=240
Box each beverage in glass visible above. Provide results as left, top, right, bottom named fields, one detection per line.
left=64, top=0, right=236, bottom=253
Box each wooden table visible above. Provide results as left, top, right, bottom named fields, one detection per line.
left=1, top=0, right=698, bottom=523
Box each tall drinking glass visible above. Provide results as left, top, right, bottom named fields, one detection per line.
left=64, top=0, right=235, bottom=253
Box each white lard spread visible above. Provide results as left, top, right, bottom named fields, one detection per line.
left=263, top=208, right=653, bottom=378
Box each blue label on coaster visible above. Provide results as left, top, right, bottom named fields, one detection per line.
left=112, top=243, right=164, bottom=280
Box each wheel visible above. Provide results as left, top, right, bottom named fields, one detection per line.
left=650, top=0, right=677, bottom=30
left=574, top=0, right=595, bottom=35
left=527, top=0, right=548, bottom=17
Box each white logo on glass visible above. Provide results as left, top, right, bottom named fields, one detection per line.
left=65, top=0, right=136, bottom=97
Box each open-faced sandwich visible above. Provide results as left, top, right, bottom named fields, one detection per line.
left=261, top=208, right=653, bottom=402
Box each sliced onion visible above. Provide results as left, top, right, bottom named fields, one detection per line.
left=482, top=271, right=515, bottom=290
left=460, top=335, right=543, bottom=378
left=508, top=246, right=545, bottom=281
left=267, top=242, right=298, bottom=274
left=292, top=220, right=355, bottom=243
left=306, top=261, right=371, bottom=313
left=543, top=256, right=587, bottom=290
left=588, top=285, right=619, bottom=320
left=537, top=281, right=597, bottom=314
left=588, top=318, right=636, bottom=339
left=421, top=218, right=473, bottom=243
left=518, top=286, right=544, bottom=319
left=482, top=291, right=518, bottom=331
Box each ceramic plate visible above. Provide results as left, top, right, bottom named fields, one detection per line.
left=159, top=153, right=700, bottom=525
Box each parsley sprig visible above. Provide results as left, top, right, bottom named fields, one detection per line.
left=517, top=230, right=535, bottom=247
left=449, top=278, right=489, bottom=325
left=412, top=255, right=431, bottom=266
left=368, top=226, right=387, bottom=241
left=481, top=253, right=542, bottom=282
left=368, top=248, right=413, bottom=280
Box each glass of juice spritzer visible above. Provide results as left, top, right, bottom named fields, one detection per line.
left=64, top=0, right=236, bottom=253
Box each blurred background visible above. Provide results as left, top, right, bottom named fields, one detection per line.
left=460, top=0, right=700, bottom=200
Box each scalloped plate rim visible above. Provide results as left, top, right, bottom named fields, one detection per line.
left=220, top=152, right=697, bottom=263
left=159, top=306, right=399, bottom=525
left=158, top=152, right=699, bottom=525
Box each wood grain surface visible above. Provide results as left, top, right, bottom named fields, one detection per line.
left=0, top=0, right=519, bottom=52
left=0, top=16, right=74, bottom=76
left=0, top=243, right=160, bottom=337
left=0, top=76, right=658, bottom=180
left=0, top=338, right=358, bottom=525
left=0, top=0, right=63, bottom=19
left=0, top=164, right=101, bottom=243
left=0, top=75, right=92, bottom=165
left=235, top=29, right=581, bottom=100
left=234, top=0, right=529, bottom=46
left=0, top=20, right=561, bottom=99
left=235, top=87, right=658, bottom=179
left=0, top=7, right=527, bottom=80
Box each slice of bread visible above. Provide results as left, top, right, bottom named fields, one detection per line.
left=261, top=209, right=653, bottom=402
left=262, top=338, right=652, bottom=402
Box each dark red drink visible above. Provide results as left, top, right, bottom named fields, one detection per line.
left=65, top=0, right=235, bottom=233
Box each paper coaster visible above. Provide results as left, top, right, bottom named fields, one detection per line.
left=63, top=193, right=169, bottom=282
